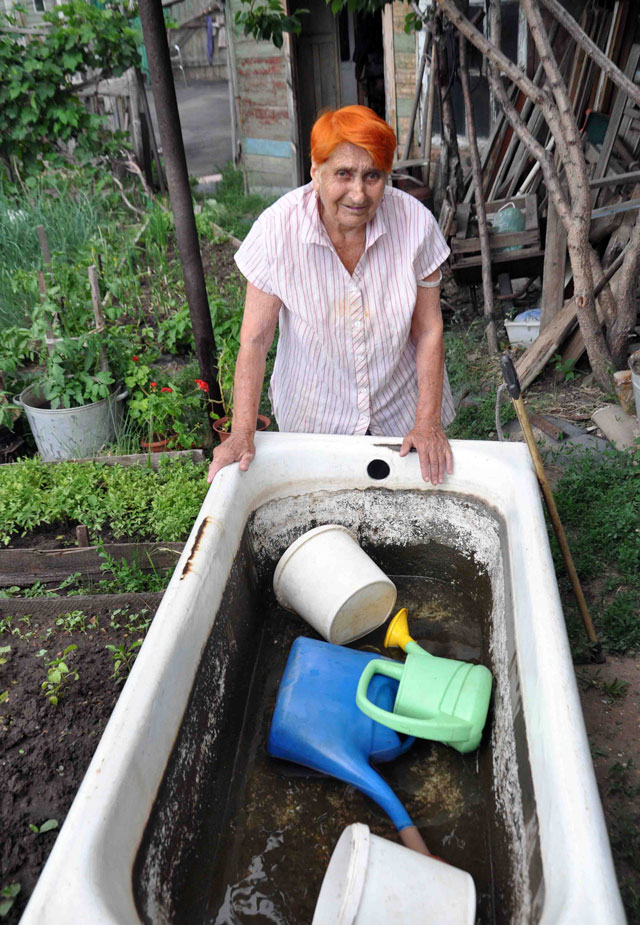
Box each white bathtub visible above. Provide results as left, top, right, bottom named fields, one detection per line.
left=22, top=434, right=625, bottom=924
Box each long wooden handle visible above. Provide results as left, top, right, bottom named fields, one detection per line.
left=513, top=395, right=600, bottom=649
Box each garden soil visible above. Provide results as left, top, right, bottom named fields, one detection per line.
left=0, top=602, right=159, bottom=923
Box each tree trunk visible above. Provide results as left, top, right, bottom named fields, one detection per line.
left=459, top=31, right=497, bottom=354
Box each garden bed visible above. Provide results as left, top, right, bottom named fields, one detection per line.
left=0, top=596, right=161, bottom=922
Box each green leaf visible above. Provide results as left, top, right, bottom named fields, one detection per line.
left=0, top=690, right=8, bottom=704
left=38, top=818, right=59, bottom=833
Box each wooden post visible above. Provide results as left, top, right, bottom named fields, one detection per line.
left=459, top=31, right=498, bottom=354
left=36, top=224, right=52, bottom=266
left=540, top=199, right=567, bottom=332
left=38, top=271, right=56, bottom=357
left=88, top=265, right=110, bottom=374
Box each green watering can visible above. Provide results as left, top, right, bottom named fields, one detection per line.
left=356, top=609, right=493, bottom=754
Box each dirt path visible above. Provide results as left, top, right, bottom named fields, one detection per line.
left=578, top=656, right=640, bottom=919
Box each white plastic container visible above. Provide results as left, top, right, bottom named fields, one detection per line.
left=273, top=524, right=396, bottom=644
left=632, top=368, right=640, bottom=421
left=505, top=308, right=541, bottom=347
left=312, top=823, right=476, bottom=925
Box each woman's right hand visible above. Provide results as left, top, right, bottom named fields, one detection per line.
left=207, top=431, right=256, bottom=484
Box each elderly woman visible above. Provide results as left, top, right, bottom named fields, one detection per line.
left=207, top=105, right=455, bottom=485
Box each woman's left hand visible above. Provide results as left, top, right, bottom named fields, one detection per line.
left=399, top=422, right=453, bottom=485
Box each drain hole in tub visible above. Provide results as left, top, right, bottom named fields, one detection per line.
left=367, top=459, right=390, bottom=480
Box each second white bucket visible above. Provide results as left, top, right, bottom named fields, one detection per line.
left=312, top=823, right=476, bottom=925
left=273, top=524, right=397, bottom=644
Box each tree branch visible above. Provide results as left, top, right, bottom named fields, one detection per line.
left=484, top=1, right=571, bottom=227
left=521, top=0, right=591, bottom=233
left=434, top=0, right=549, bottom=108
left=539, top=0, right=640, bottom=109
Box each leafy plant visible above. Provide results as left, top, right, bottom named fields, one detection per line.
left=106, top=639, right=143, bottom=684
left=29, top=819, right=59, bottom=835
left=553, top=354, right=578, bottom=382
left=234, top=0, right=307, bottom=49
left=0, top=0, right=139, bottom=175
left=41, top=644, right=79, bottom=705
left=97, top=547, right=169, bottom=593
left=0, top=883, right=20, bottom=918
left=55, top=610, right=87, bottom=633
left=0, top=646, right=11, bottom=665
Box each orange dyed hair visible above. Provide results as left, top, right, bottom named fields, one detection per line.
left=310, top=106, right=396, bottom=173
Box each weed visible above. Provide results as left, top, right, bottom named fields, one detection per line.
left=28, top=819, right=58, bottom=835
left=602, top=677, right=630, bottom=701
left=607, top=760, right=640, bottom=800
left=552, top=354, right=578, bottom=381
left=106, top=639, right=143, bottom=684
left=0, top=691, right=8, bottom=704
left=97, top=548, right=168, bottom=594
left=41, top=645, right=79, bottom=706
left=0, top=883, right=21, bottom=917
left=0, top=646, right=10, bottom=665
left=55, top=610, right=87, bottom=634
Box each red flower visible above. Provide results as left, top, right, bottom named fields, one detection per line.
left=150, top=382, right=157, bottom=389
left=161, top=387, right=172, bottom=393
left=195, top=379, right=209, bottom=392
left=132, top=355, right=139, bottom=362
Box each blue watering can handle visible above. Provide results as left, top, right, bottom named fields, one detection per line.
left=356, top=660, right=470, bottom=742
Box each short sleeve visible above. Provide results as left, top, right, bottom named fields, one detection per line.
left=413, top=208, right=451, bottom=281
left=234, top=213, right=274, bottom=295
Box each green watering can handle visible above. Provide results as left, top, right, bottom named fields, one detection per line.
left=356, top=659, right=470, bottom=742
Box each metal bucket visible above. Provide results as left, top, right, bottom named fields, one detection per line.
left=15, top=384, right=128, bottom=461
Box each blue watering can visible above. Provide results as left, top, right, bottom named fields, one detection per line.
left=267, top=637, right=416, bottom=833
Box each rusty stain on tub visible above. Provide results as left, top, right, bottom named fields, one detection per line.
left=180, top=517, right=213, bottom=579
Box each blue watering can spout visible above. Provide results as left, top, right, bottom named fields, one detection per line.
left=267, top=637, right=415, bottom=832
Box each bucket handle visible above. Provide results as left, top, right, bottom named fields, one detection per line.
left=356, top=660, right=470, bottom=742
left=13, top=393, right=23, bottom=408
left=112, top=388, right=128, bottom=403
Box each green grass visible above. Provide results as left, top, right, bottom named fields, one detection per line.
left=444, top=321, right=516, bottom=440
left=551, top=446, right=640, bottom=655
left=0, top=171, right=126, bottom=327
left=200, top=163, right=273, bottom=240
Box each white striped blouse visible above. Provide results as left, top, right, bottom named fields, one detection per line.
left=234, top=182, right=455, bottom=436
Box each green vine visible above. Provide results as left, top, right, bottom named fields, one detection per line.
left=0, top=1, right=140, bottom=176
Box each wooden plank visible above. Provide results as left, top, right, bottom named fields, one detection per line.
left=540, top=200, right=567, bottom=332
left=450, top=249, right=545, bottom=284
left=529, top=413, right=564, bottom=441
left=455, top=203, right=471, bottom=239
left=0, top=592, right=166, bottom=620
left=589, top=168, right=640, bottom=188
left=592, top=44, right=640, bottom=185
left=0, top=543, right=184, bottom=586
left=451, top=229, right=539, bottom=254
left=515, top=260, right=624, bottom=392
left=590, top=197, right=640, bottom=220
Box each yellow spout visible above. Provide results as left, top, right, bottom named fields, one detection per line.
left=384, top=608, right=414, bottom=652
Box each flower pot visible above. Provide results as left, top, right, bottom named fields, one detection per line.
left=15, top=384, right=127, bottom=462
left=141, top=436, right=171, bottom=453
left=213, top=414, right=270, bottom=443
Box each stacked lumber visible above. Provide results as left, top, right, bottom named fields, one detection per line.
left=446, top=3, right=640, bottom=390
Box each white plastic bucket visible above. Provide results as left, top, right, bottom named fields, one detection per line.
left=273, top=524, right=396, bottom=644
left=16, top=384, right=127, bottom=462
left=312, top=823, right=476, bottom=925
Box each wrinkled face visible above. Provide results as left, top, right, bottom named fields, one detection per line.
left=310, top=142, right=387, bottom=232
